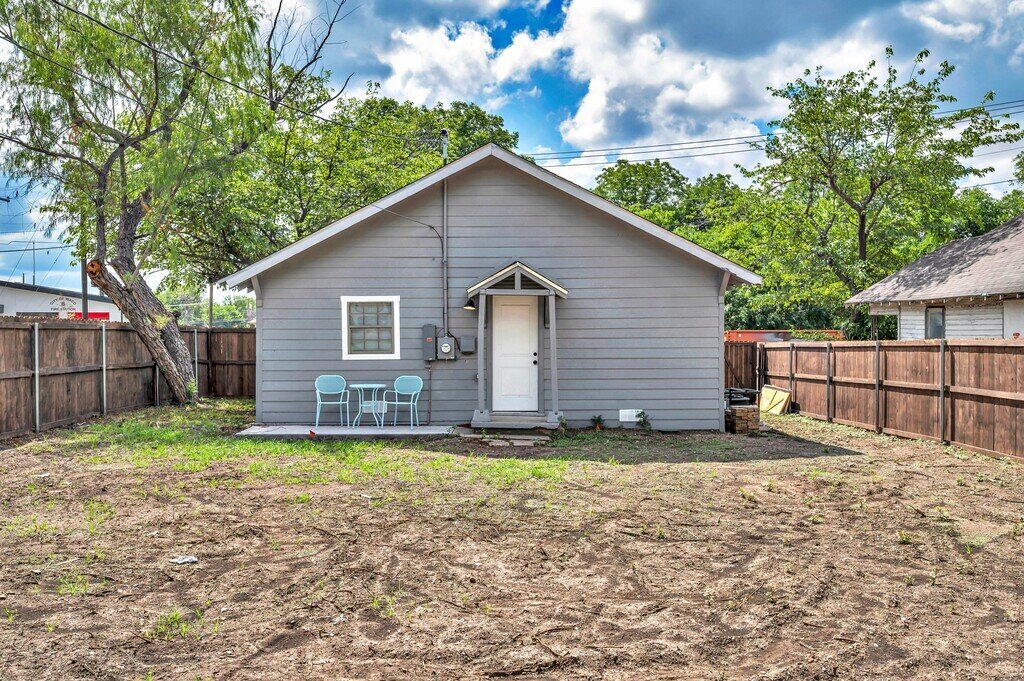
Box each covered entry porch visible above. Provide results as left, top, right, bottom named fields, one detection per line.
left=468, top=262, right=567, bottom=429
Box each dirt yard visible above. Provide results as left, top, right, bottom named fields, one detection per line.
left=1, top=400, right=1023, bottom=680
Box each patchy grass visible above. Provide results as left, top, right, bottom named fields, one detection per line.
left=146, top=608, right=216, bottom=641
left=1, top=400, right=1023, bottom=679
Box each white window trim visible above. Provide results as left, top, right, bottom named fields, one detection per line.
left=341, top=295, right=401, bottom=360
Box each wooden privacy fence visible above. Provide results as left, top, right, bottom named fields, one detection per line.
left=761, top=340, right=1024, bottom=459
left=0, top=319, right=255, bottom=438
left=724, top=341, right=759, bottom=389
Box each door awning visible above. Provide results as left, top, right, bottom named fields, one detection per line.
left=467, top=261, right=568, bottom=298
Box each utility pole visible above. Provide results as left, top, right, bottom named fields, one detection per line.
left=31, top=239, right=35, bottom=285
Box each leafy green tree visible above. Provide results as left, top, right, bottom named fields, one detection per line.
left=0, top=0, right=346, bottom=401
left=163, top=85, right=521, bottom=288
left=750, top=48, right=1022, bottom=335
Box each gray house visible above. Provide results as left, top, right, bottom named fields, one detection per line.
left=222, top=144, right=761, bottom=430
left=847, top=214, right=1024, bottom=340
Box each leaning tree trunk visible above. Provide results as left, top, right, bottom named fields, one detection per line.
left=86, top=259, right=197, bottom=404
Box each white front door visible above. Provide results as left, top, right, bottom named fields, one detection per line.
left=492, top=296, right=539, bottom=412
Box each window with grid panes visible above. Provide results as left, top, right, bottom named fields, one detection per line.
left=341, top=296, right=400, bottom=359
left=348, top=301, right=394, bottom=353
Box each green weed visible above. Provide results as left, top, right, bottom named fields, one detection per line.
left=57, top=572, right=90, bottom=596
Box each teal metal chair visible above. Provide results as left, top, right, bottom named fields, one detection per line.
left=314, top=375, right=349, bottom=427
left=383, top=375, right=423, bottom=429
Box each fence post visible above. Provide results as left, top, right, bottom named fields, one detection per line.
left=873, top=340, right=881, bottom=433
left=207, top=327, right=215, bottom=397
left=825, top=342, right=833, bottom=422
left=193, top=329, right=199, bottom=396
left=755, top=343, right=762, bottom=392
left=101, top=324, right=107, bottom=415
left=938, top=339, right=946, bottom=443
left=32, top=322, right=40, bottom=433
left=788, top=342, right=795, bottom=391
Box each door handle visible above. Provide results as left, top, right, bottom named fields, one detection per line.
left=533, top=360, right=538, bottom=365
left=533, top=352, right=538, bottom=356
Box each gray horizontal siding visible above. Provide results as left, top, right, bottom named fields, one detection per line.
left=256, top=157, right=725, bottom=430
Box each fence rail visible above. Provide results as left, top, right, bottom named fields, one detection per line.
left=761, top=340, right=1024, bottom=459
left=0, top=319, right=255, bottom=438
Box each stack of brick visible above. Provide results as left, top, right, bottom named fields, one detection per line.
left=725, top=405, right=760, bottom=434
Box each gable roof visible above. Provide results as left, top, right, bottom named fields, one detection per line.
left=846, top=214, right=1024, bottom=305
left=467, top=261, right=568, bottom=298
left=221, top=144, right=761, bottom=290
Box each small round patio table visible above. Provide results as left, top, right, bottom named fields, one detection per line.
left=350, top=383, right=387, bottom=427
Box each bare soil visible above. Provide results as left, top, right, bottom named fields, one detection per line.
left=1, top=400, right=1023, bottom=680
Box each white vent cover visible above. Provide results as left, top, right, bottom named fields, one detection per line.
left=619, top=409, right=643, bottom=423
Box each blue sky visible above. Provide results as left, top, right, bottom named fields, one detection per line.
left=4, top=0, right=1024, bottom=292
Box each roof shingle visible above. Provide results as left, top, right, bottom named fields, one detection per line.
left=846, top=214, right=1024, bottom=305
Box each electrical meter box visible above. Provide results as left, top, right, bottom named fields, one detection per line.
left=436, top=335, right=457, bottom=360
left=422, top=324, right=457, bottom=360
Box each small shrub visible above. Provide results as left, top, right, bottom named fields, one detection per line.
left=590, top=415, right=604, bottom=431
left=636, top=410, right=651, bottom=431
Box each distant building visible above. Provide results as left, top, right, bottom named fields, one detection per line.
left=0, top=280, right=124, bottom=321
left=847, top=214, right=1024, bottom=340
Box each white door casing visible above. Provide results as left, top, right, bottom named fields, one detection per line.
left=491, top=296, right=539, bottom=412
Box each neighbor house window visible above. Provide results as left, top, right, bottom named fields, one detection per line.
left=341, top=296, right=400, bottom=360
left=925, top=306, right=945, bottom=339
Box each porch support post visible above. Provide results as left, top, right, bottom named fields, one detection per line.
left=546, top=292, right=560, bottom=425
left=473, top=292, right=489, bottom=423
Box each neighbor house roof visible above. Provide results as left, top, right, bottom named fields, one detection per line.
left=847, top=214, right=1024, bottom=306
left=221, top=144, right=762, bottom=291
left=0, top=279, right=114, bottom=304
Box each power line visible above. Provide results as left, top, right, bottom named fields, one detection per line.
left=532, top=134, right=770, bottom=159
left=531, top=98, right=1024, bottom=161
left=0, top=243, right=72, bottom=253
left=963, top=177, right=1019, bottom=189
left=536, top=108, right=1024, bottom=170
left=48, top=0, right=431, bottom=145
left=539, top=146, right=762, bottom=168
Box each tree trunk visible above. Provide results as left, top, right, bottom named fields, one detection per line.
left=858, top=212, right=868, bottom=261
left=86, top=259, right=196, bottom=404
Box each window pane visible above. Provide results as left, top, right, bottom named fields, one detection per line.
left=345, top=299, right=398, bottom=355
left=925, top=308, right=945, bottom=339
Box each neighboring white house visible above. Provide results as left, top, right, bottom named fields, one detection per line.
left=847, top=215, right=1024, bottom=339
left=0, top=280, right=124, bottom=321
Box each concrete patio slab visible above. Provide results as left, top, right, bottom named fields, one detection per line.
left=236, top=425, right=453, bottom=440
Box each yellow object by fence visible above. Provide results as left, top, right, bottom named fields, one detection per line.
left=760, top=386, right=791, bottom=415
